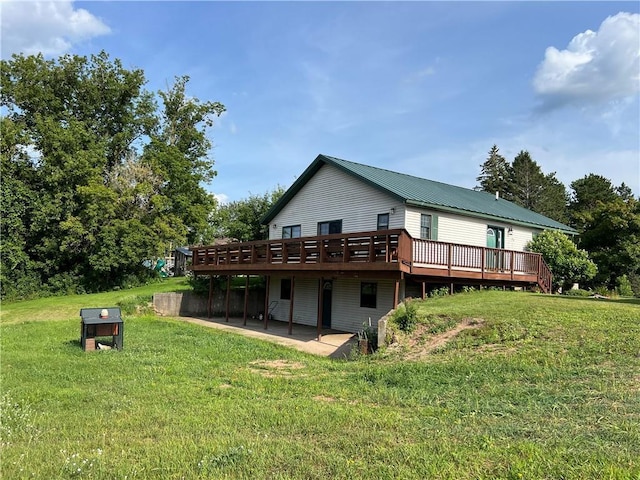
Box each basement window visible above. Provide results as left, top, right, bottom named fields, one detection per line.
left=280, top=279, right=292, bottom=300
left=360, top=282, right=377, bottom=309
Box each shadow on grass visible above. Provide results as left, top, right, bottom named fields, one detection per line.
left=64, top=339, right=81, bottom=348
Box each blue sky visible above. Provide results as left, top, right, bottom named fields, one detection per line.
left=2, top=1, right=639, bottom=203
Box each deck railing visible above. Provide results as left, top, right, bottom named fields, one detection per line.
left=192, top=230, right=408, bottom=268
left=191, top=229, right=552, bottom=292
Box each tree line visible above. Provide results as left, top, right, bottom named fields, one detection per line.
left=476, top=145, right=639, bottom=295
left=1, top=52, right=637, bottom=300
left=1, top=52, right=225, bottom=299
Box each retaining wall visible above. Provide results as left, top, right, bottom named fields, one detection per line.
left=153, top=290, right=266, bottom=318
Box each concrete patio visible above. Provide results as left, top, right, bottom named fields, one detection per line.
left=175, top=315, right=358, bottom=358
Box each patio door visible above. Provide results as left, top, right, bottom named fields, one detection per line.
left=486, top=226, right=505, bottom=270
left=321, top=280, right=332, bottom=328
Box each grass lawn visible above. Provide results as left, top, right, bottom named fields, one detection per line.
left=1, top=287, right=639, bottom=479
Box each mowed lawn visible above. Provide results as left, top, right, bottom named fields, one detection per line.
left=1, top=284, right=639, bottom=479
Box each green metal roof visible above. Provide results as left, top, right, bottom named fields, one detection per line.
left=262, top=154, right=577, bottom=234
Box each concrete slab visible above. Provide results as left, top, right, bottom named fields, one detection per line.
left=173, top=315, right=357, bottom=358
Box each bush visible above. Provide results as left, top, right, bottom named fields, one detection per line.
left=392, top=300, right=418, bottom=333
left=616, top=275, right=634, bottom=297
left=429, top=286, right=450, bottom=298
left=564, top=288, right=591, bottom=297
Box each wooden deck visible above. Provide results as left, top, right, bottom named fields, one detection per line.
left=191, top=229, right=552, bottom=293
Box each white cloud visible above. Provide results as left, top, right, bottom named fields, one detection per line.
left=533, top=12, right=640, bottom=109
left=213, top=193, right=229, bottom=205
left=1, top=0, right=110, bottom=58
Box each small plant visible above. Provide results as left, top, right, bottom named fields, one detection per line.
left=462, top=286, right=476, bottom=293
left=429, top=286, right=450, bottom=298
left=358, top=318, right=378, bottom=353
left=197, top=445, right=252, bottom=473
left=61, top=448, right=103, bottom=478
left=392, top=300, right=418, bottom=333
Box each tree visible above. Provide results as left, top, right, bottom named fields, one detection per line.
left=578, top=196, right=640, bottom=291
left=508, top=150, right=568, bottom=223
left=210, top=187, right=286, bottom=243
left=476, top=144, right=510, bottom=195
left=527, top=230, right=597, bottom=291
left=568, top=174, right=619, bottom=231
left=0, top=52, right=225, bottom=299
left=142, top=76, right=225, bottom=244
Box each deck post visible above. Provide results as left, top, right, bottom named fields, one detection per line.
left=317, top=278, right=323, bottom=341
left=225, top=275, right=231, bottom=322
left=243, top=275, right=249, bottom=326
left=393, top=279, right=400, bottom=308
left=207, top=275, right=214, bottom=318
left=288, top=276, right=295, bottom=335
left=447, top=243, right=452, bottom=276
left=450, top=282, right=454, bottom=295
left=264, top=275, right=270, bottom=329
left=422, top=281, right=426, bottom=300
left=510, top=251, right=515, bottom=280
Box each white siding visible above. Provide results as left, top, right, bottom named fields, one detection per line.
left=269, top=276, right=318, bottom=327
left=268, top=275, right=398, bottom=333
left=406, top=206, right=542, bottom=252
left=330, top=278, right=397, bottom=332
left=269, top=164, right=404, bottom=239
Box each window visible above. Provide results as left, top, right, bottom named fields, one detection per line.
left=282, top=225, right=301, bottom=239
left=420, top=214, right=432, bottom=239
left=360, top=282, right=377, bottom=308
left=377, top=213, right=389, bottom=230
left=317, top=220, right=342, bottom=236
left=280, top=278, right=292, bottom=300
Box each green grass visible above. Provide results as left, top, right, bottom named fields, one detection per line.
left=0, top=277, right=190, bottom=325
left=1, top=290, right=639, bottom=479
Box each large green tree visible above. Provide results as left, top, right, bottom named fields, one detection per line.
left=209, top=187, right=286, bottom=243
left=0, top=52, right=224, bottom=299
left=578, top=196, right=640, bottom=291
left=476, top=148, right=568, bottom=223
left=508, top=150, right=568, bottom=222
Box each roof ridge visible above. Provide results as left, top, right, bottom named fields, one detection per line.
left=320, top=153, right=494, bottom=197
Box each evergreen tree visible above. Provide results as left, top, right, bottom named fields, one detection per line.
left=507, top=150, right=567, bottom=223
left=476, top=144, right=510, bottom=196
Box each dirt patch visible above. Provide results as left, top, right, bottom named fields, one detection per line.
left=313, top=395, right=336, bottom=402
left=248, top=359, right=306, bottom=378
left=400, top=317, right=484, bottom=360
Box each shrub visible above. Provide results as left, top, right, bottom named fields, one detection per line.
left=429, top=286, right=450, bottom=298
left=527, top=230, right=597, bottom=291
left=615, top=275, right=634, bottom=297
left=564, top=288, right=591, bottom=297
left=392, top=300, right=418, bottom=333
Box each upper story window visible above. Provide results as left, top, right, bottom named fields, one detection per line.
left=317, top=220, right=342, bottom=236
left=377, top=213, right=389, bottom=230
left=420, top=214, right=432, bottom=239
left=282, top=225, right=301, bottom=239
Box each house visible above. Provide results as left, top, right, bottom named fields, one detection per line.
left=191, top=154, right=576, bottom=336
